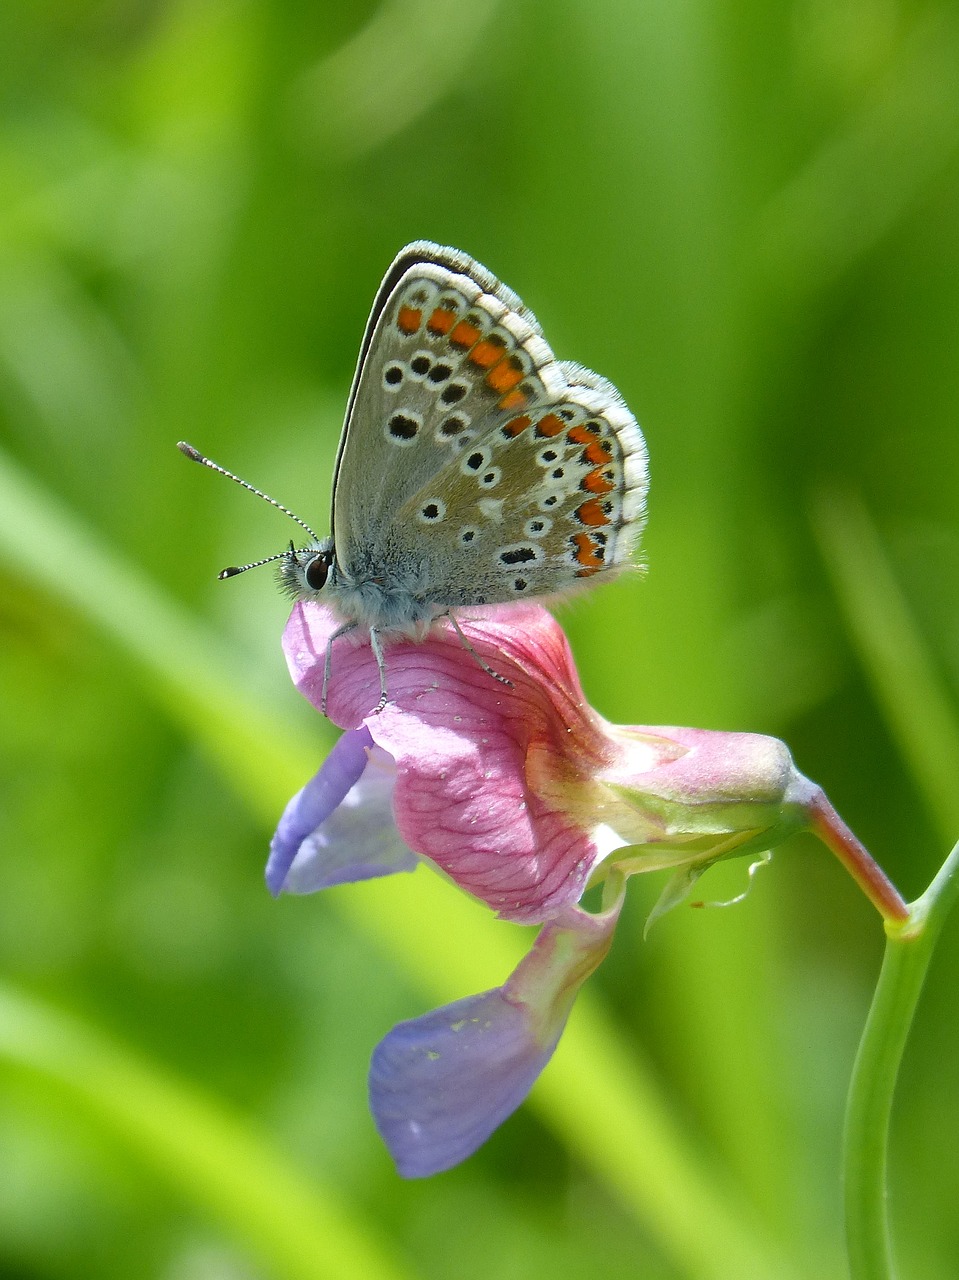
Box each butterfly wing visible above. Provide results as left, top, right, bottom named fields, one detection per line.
left=330, top=243, right=546, bottom=557
left=331, top=242, right=648, bottom=609
left=393, top=362, right=648, bottom=606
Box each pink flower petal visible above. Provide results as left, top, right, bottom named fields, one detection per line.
left=283, top=603, right=616, bottom=923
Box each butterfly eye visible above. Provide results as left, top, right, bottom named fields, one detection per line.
left=304, top=554, right=329, bottom=591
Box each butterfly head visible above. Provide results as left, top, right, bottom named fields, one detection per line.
left=276, top=539, right=336, bottom=601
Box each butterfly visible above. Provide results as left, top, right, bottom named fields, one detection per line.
left=180, top=241, right=648, bottom=710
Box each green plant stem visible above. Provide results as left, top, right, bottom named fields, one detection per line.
left=844, top=840, right=959, bottom=1280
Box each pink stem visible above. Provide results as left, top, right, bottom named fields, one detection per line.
left=808, top=789, right=909, bottom=924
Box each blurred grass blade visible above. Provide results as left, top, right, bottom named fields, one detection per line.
left=291, top=0, right=498, bottom=157
left=759, top=11, right=959, bottom=303
left=0, top=984, right=415, bottom=1280
left=811, top=487, right=959, bottom=844
left=0, top=445, right=796, bottom=1277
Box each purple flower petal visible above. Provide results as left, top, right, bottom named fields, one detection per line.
left=369, top=988, right=558, bottom=1178
left=283, top=749, right=419, bottom=895
left=369, top=885, right=625, bottom=1177
left=266, top=728, right=417, bottom=896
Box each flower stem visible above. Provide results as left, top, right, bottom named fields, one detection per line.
left=843, top=839, right=959, bottom=1279
left=808, top=790, right=909, bottom=923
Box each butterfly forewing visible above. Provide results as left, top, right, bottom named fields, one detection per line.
left=331, top=249, right=553, bottom=568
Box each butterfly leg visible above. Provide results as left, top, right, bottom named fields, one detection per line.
left=321, top=619, right=360, bottom=716
left=445, top=614, right=514, bottom=690
left=369, top=627, right=390, bottom=713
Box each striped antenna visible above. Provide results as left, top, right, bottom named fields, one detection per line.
left=219, top=542, right=297, bottom=580
left=177, top=442, right=320, bottom=543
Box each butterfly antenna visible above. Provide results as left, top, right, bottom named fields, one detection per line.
left=177, top=442, right=320, bottom=542
left=219, top=542, right=298, bottom=580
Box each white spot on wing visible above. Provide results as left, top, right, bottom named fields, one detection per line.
left=478, top=498, right=504, bottom=522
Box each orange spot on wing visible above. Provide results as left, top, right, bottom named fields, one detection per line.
left=572, top=532, right=604, bottom=574
left=469, top=337, right=507, bottom=368
left=575, top=498, right=611, bottom=527
left=534, top=412, right=566, bottom=438
left=449, top=320, right=481, bottom=348
left=397, top=306, right=422, bottom=334
left=499, top=389, right=529, bottom=411
left=582, top=467, right=615, bottom=494
left=486, top=357, right=524, bottom=394
left=567, top=425, right=595, bottom=445
left=502, top=414, right=532, bottom=437
left=427, top=307, right=457, bottom=335
left=583, top=439, right=613, bottom=466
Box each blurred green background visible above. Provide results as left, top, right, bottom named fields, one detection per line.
left=2, top=1, right=959, bottom=1277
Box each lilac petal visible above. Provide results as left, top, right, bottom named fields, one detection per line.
left=283, top=748, right=418, bottom=894
left=265, top=727, right=417, bottom=896
left=370, top=881, right=626, bottom=1177
left=369, top=988, right=557, bottom=1178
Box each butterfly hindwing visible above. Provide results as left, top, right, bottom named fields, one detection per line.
left=394, top=366, right=647, bottom=605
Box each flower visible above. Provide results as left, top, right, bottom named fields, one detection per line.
left=267, top=600, right=901, bottom=1176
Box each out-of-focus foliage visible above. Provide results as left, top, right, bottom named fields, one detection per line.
left=1, top=1, right=958, bottom=1277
